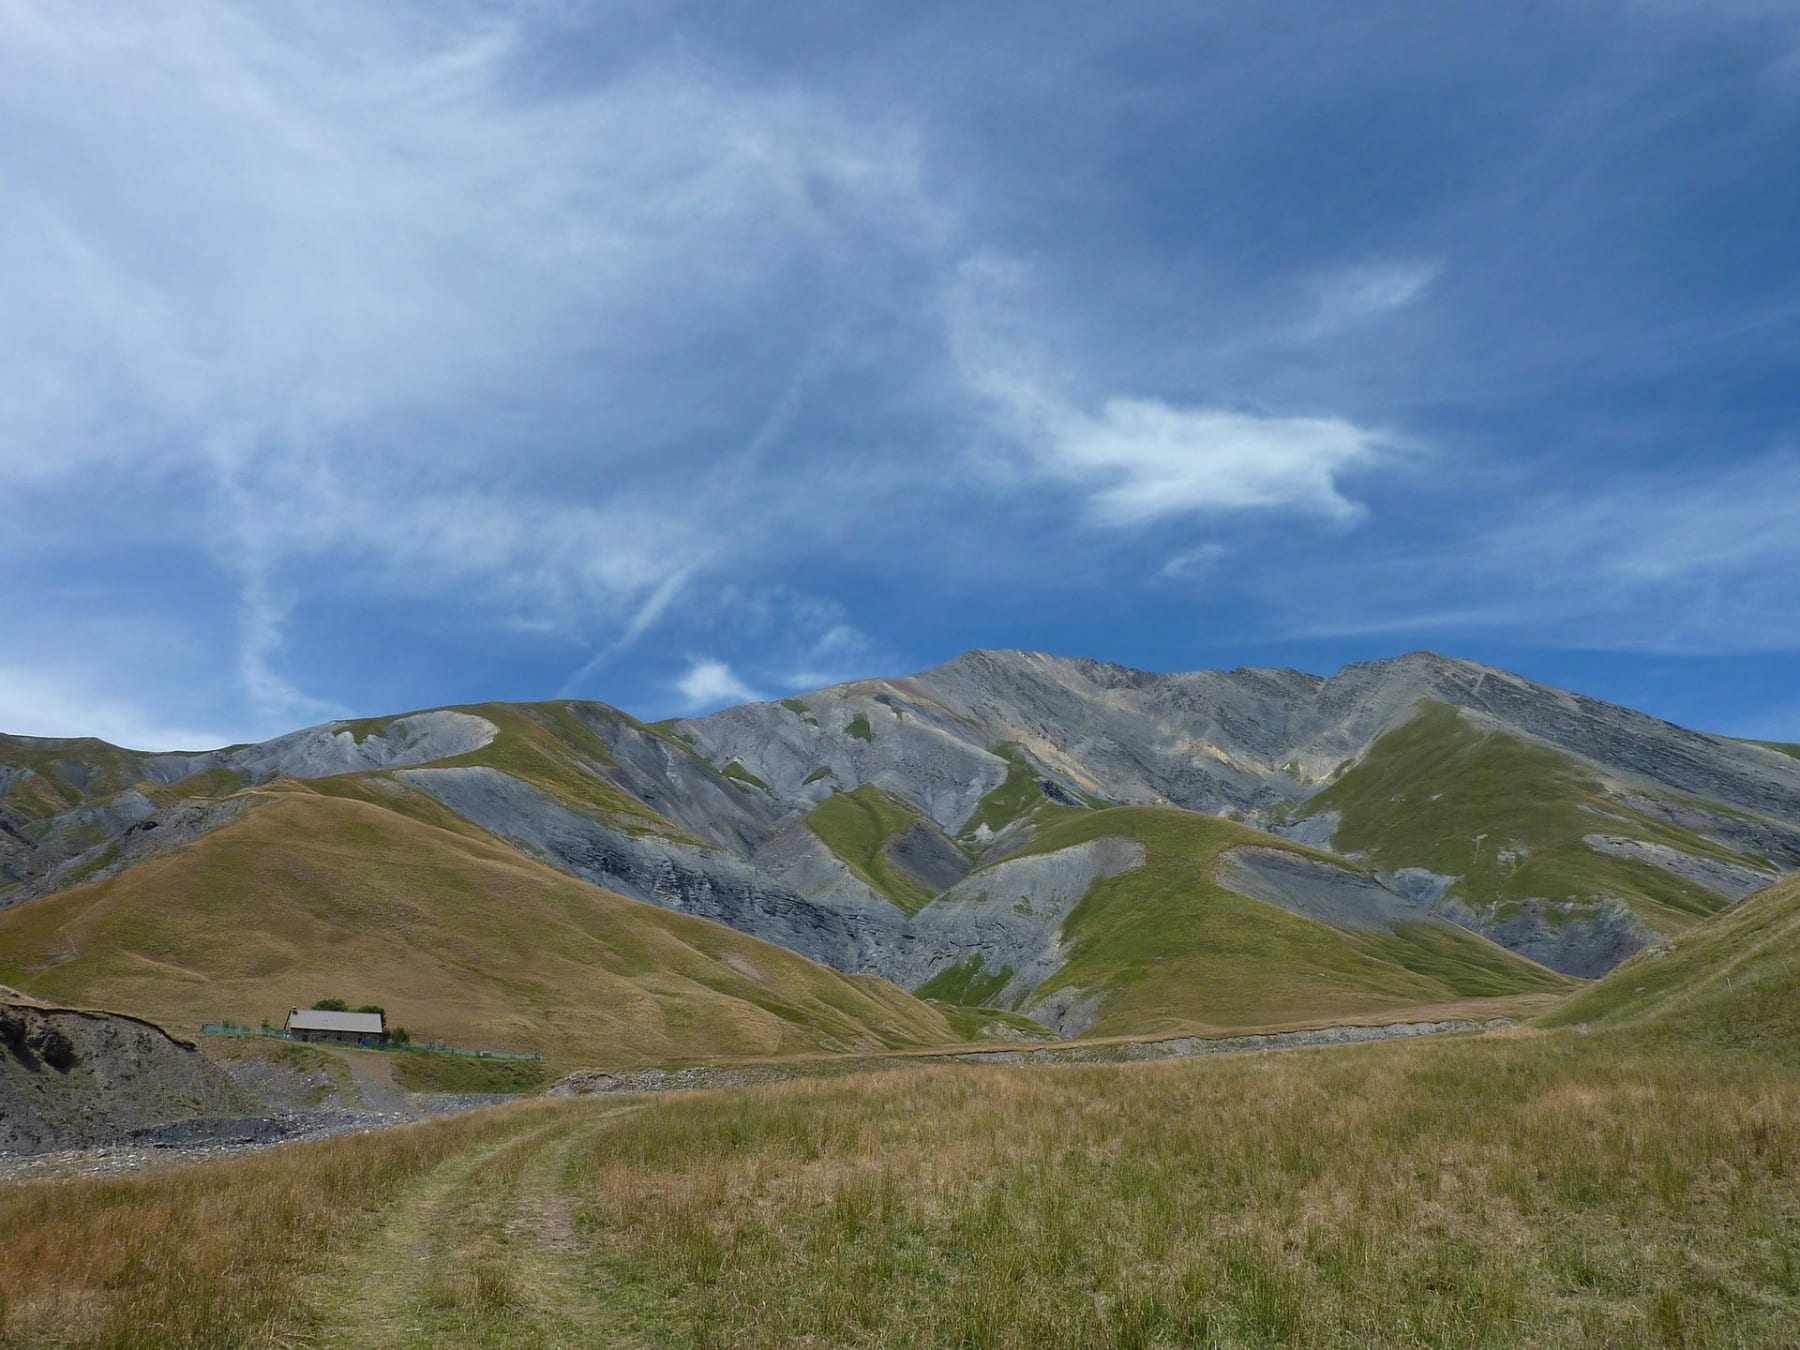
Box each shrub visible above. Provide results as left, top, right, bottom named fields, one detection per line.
left=311, top=998, right=349, bottom=1012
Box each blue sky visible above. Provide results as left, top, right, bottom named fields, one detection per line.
left=4, top=0, right=1799, bottom=749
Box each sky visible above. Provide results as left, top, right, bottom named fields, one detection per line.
left=3, top=0, right=1800, bottom=750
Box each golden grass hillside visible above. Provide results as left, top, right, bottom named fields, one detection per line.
left=3, top=1026, right=1796, bottom=1347
left=0, top=781, right=955, bottom=1068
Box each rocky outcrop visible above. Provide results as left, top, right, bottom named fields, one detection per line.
left=400, top=765, right=914, bottom=972
left=1217, top=846, right=1460, bottom=935
left=143, top=709, right=498, bottom=786
left=1435, top=895, right=1656, bottom=978
left=682, top=649, right=1800, bottom=839
left=1, top=794, right=253, bottom=909
left=1, top=1002, right=249, bottom=1154
left=1582, top=834, right=1777, bottom=901
left=400, top=761, right=1143, bottom=1026
left=898, top=839, right=1145, bottom=1004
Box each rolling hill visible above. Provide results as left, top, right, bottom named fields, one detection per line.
left=0, top=780, right=956, bottom=1067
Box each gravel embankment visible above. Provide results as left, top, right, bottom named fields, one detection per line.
left=0, top=1093, right=521, bottom=1184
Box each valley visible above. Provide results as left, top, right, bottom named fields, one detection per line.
left=4, top=649, right=1799, bottom=1346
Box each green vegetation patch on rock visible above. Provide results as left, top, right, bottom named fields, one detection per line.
left=721, top=761, right=770, bottom=792
left=916, top=954, right=1014, bottom=1007
left=805, top=785, right=940, bottom=913
left=960, top=743, right=1051, bottom=841
left=845, top=713, right=875, bottom=742
left=0, top=736, right=155, bottom=819
left=142, top=766, right=245, bottom=807
left=429, top=703, right=691, bottom=841
left=1543, top=872, right=1800, bottom=1060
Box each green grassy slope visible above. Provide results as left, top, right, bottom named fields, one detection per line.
left=1543, top=872, right=1800, bottom=1058
left=805, top=785, right=944, bottom=913
left=0, top=783, right=956, bottom=1068
left=992, top=806, right=1569, bottom=1036
left=1303, top=702, right=1769, bottom=932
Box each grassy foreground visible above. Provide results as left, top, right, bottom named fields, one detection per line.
left=4, top=1027, right=1797, bottom=1347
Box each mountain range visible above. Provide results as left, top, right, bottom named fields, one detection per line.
left=4, top=649, right=1797, bottom=1059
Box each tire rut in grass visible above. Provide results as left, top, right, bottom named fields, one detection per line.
left=307, top=1105, right=642, bottom=1349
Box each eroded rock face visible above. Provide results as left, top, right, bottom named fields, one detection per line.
left=670, top=650, right=1800, bottom=977
left=145, top=710, right=499, bottom=786
left=899, top=838, right=1147, bottom=1004
left=1217, top=846, right=1458, bottom=936
left=0, top=1002, right=249, bottom=1155
left=1435, top=896, right=1656, bottom=978
left=399, top=761, right=1143, bottom=1021
left=1583, top=834, right=1777, bottom=901
left=400, top=765, right=913, bottom=972
left=1, top=794, right=253, bottom=910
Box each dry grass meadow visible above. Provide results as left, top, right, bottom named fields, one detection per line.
left=4, top=1025, right=1798, bottom=1348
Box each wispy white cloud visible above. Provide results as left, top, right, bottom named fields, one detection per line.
left=674, top=658, right=761, bottom=712
left=1306, top=259, right=1441, bottom=336
left=947, top=257, right=1388, bottom=525
left=1050, top=401, right=1381, bottom=524
left=0, top=0, right=939, bottom=724
left=1157, top=543, right=1227, bottom=581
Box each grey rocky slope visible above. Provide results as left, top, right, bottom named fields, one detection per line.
left=683, top=649, right=1800, bottom=838
left=6, top=650, right=1798, bottom=1004
left=669, top=650, right=1800, bottom=974
left=0, top=999, right=251, bottom=1154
